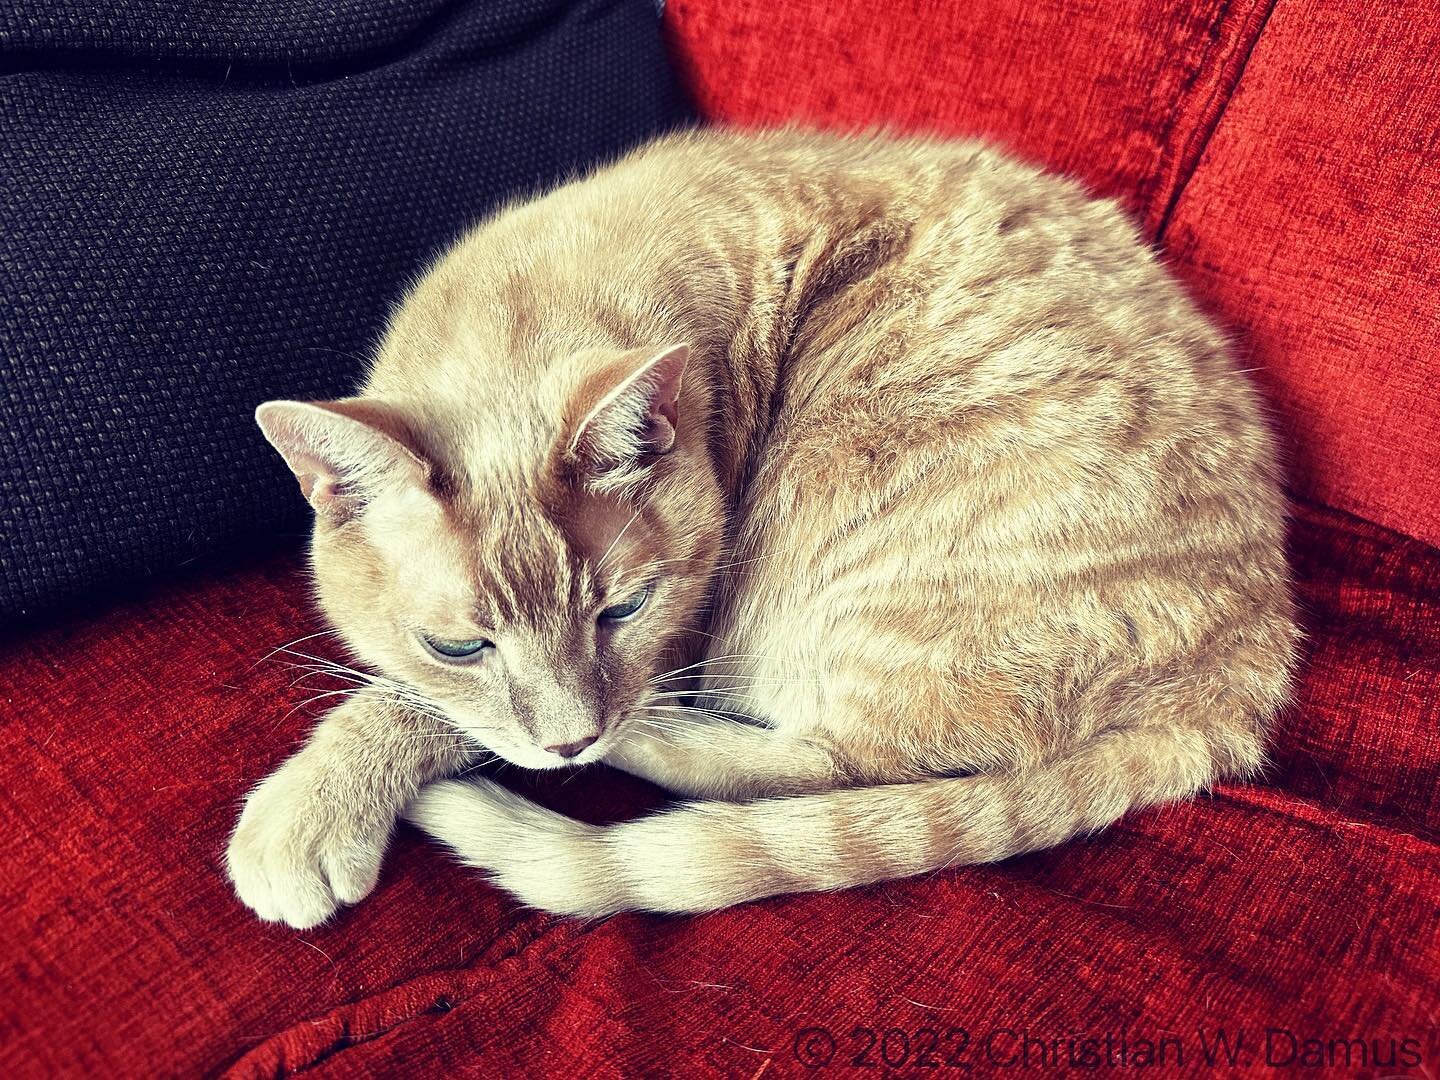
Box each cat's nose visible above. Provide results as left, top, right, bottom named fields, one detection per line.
left=544, top=735, right=597, bottom=759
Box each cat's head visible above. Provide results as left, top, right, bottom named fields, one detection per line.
left=257, top=343, right=725, bottom=769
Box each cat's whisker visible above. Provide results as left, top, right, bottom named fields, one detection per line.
left=275, top=646, right=362, bottom=670
left=275, top=649, right=378, bottom=683
left=627, top=712, right=702, bottom=734
left=646, top=677, right=813, bottom=703
left=276, top=656, right=362, bottom=679
left=632, top=710, right=715, bottom=727
left=628, top=707, right=697, bottom=725
left=646, top=679, right=803, bottom=696
left=648, top=654, right=739, bottom=681
left=281, top=653, right=441, bottom=712
left=596, top=507, right=644, bottom=571
left=647, top=651, right=795, bottom=683
left=642, top=702, right=760, bottom=720
left=269, top=656, right=374, bottom=688
left=682, top=626, right=728, bottom=644
left=709, top=545, right=802, bottom=573
left=284, top=666, right=372, bottom=690
left=633, top=704, right=749, bottom=728
left=272, top=651, right=454, bottom=729
left=272, top=687, right=369, bottom=728
left=394, top=699, right=461, bottom=725
left=286, top=686, right=365, bottom=708
left=650, top=669, right=805, bottom=683
left=650, top=651, right=811, bottom=677
left=251, top=629, right=345, bottom=669
left=642, top=689, right=762, bottom=706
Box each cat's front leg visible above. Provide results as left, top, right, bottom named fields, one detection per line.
left=226, top=693, right=474, bottom=928
left=604, top=714, right=841, bottom=800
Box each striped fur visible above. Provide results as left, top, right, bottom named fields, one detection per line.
left=405, top=723, right=1227, bottom=916
left=229, top=129, right=1298, bottom=926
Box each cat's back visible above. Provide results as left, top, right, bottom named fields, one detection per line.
left=580, top=129, right=1197, bottom=384
left=677, top=131, right=1263, bottom=466
left=697, top=131, right=1293, bottom=655
left=624, top=126, right=1129, bottom=244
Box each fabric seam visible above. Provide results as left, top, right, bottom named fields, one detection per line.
left=281, top=917, right=606, bottom=1077
left=1153, top=0, right=1281, bottom=243
left=218, top=910, right=554, bottom=1076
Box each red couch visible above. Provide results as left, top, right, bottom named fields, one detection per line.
left=3, top=2, right=1437, bottom=1075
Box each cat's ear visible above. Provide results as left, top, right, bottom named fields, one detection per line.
left=255, top=398, right=430, bottom=523
left=570, top=343, right=689, bottom=473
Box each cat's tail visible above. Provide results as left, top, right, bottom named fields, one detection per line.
left=404, top=723, right=1252, bottom=917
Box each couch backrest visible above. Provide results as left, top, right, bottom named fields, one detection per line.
left=665, top=0, right=1440, bottom=547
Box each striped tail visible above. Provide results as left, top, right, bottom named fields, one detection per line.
left=404, top=724, right=1249, bottom=917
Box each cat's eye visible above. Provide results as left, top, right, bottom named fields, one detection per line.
left=420, top=635, right=493, bottom=661
left=598, top=585, right=650, bottom=623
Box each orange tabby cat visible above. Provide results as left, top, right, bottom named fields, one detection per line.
left=227, top=128, right=1298, bottom=926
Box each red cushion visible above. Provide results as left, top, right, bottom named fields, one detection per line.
left=665, top=0, right=1440, bottom=547
left=1, top=502, right=1436, bottom=1076
left=664, top=0, right=1273, bottom=229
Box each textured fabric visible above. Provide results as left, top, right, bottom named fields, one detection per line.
left=664, top=0, right=1440, bottom=548
left=664, top=0, right=1275, bottom=232
left=0, top=502, right=1435, bottom=1077
left=0, top=0, right=691, bottom=622
left=5, top=0, right=467, bottom=63
left=1161, top=0, right=1440, bottom=548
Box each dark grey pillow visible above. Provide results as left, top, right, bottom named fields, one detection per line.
left=0, top=0, right=691, bottom=621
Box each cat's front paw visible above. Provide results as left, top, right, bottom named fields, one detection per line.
left=226, top=752, right=393, bottom=929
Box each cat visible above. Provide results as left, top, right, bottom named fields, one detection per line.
left=226, top=127, right=1298, bottom=927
